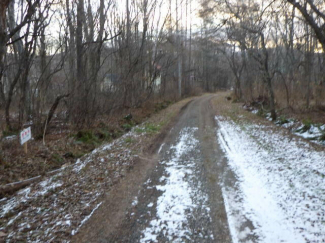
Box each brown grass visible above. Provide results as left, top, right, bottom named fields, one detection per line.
left=0, top=97, right=195, bottom=186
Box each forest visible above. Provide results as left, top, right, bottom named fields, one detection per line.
left=0, top=0, right=325, bottom=170
left=0, top=0, right=324, bottom=132
left=0, top=0, right=325, bottom=241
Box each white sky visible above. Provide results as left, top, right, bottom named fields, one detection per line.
left=45, top=0, right=204, bottom=45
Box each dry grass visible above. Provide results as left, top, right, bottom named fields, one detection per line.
left=211, top=91, right=325, bottom=152
left=0, top=97, right=195, bottom=186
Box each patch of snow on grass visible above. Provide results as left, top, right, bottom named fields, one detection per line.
left=295, top=124, right=323, bottom=140
left=216, top=116, right=325, bottom=242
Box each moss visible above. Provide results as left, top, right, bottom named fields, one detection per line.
left=124, top=137, right=134, bottom=144
left=303, top=119, right=312, bottom=127
left=75, top=130, right=98, bottom=143
left=52, top=153, right=64, bottom=163
left=134, top=127, right=144, bottom=133
left=135, top=123, right=161, bottom=134
left=121, top=123, right=133, bottom=131
left=145, top=123, right=161, bottom=133
left=94, top=130, right=111, bottom=140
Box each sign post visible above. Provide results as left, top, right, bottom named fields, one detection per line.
left=20, top=127, right=31, bottom=154
left=24, top=143, right=28, bottom=154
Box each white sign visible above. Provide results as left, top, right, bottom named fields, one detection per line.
left=20, top=127, right=32, bottom=145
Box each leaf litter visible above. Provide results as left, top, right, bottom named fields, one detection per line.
left=0, top=128, right=148, bottom=242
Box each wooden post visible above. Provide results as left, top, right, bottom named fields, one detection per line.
left=24, top=142, right=28, bottom=154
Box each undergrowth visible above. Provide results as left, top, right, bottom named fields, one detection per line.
left=297, top=119, right=312, bottom=133
left=154, top=101, right=173, bottom=113
left=276, top=116, right=290, bottom=125
left=134, top=123, right=161, bottom=134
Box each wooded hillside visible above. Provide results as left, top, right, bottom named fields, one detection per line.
left=0, top=0, right=324, bottom=132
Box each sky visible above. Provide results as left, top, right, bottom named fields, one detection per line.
left=44, top=0, right=204, bottom=45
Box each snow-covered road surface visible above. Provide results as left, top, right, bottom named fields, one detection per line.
left=141, top=127, right=214, bottom=242
left=217, top=116, right=325, bottom=242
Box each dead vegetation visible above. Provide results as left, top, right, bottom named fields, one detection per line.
left=0, top=96, right=193, bottom=243
left=0, top=99, right=178, bottom=189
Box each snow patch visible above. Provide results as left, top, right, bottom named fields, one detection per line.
left=132, top=197, right=138, bottom=207
left=216, top=116, right=325, bottom=242
left=158, top=143, right=165, bottom=154
left=71, top=202, right=102, bottom=236
left=141, top=127, right=212, bottom=242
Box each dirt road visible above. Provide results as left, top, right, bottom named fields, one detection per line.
left=2, top=93, right=324, bottom=242
left=72, top=95, right=235, bottom=242
left=72, top=94, right=325, bottom=243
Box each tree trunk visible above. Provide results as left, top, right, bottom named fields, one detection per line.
left=43, top=94, right=70, bottom=131
left=75, top=0, right=85, bottom=125
left=0, top=0, right=10, bottom=106
left=65, top=0, right=76, bottom=124
left=176, top=0, right=182, bottom=98
left=260, top=32, right=276, bottom=121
